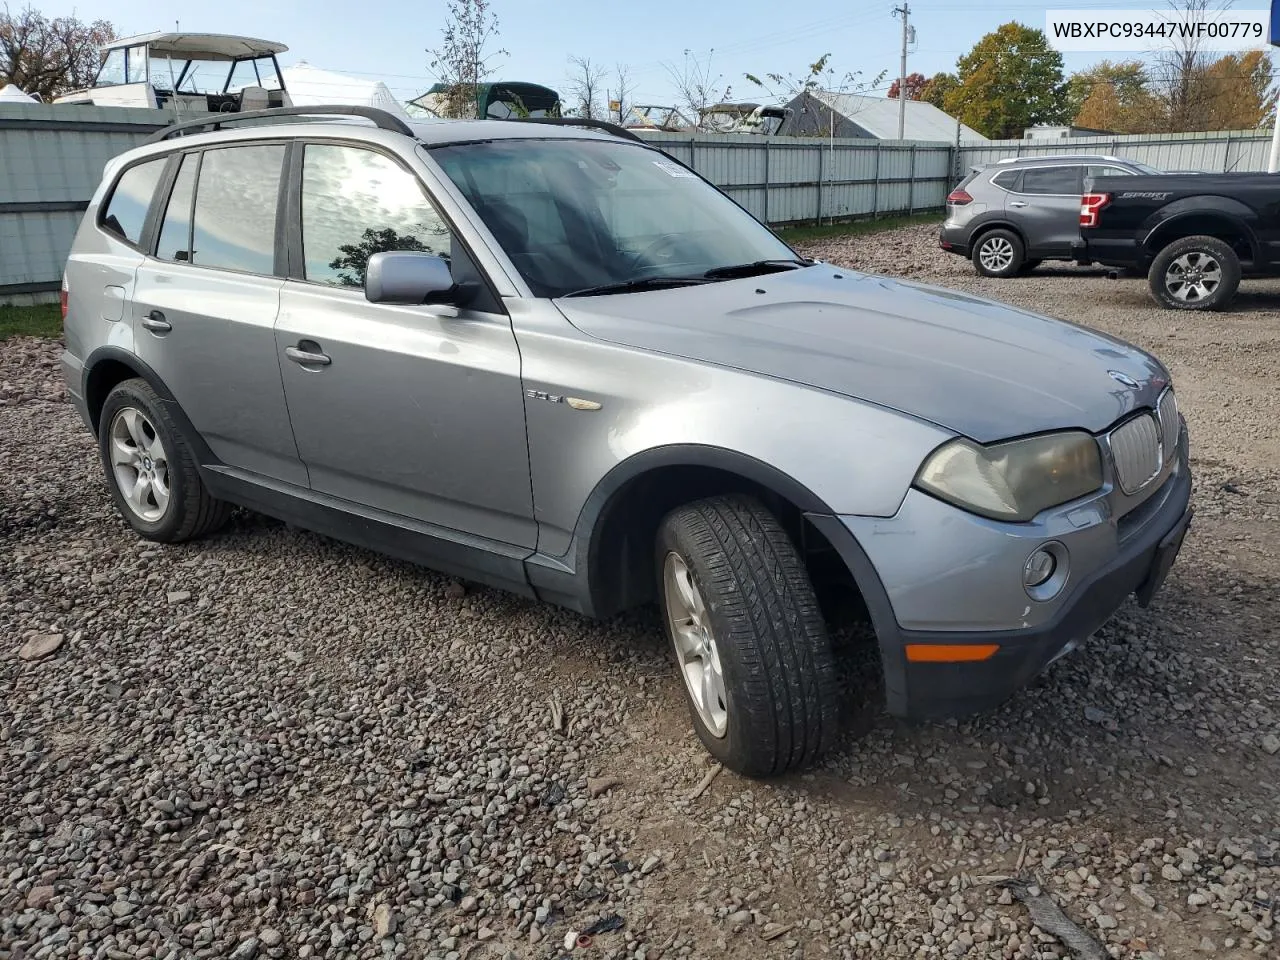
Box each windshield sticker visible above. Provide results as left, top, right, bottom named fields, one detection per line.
left=654, top=159, right=697, bottom=179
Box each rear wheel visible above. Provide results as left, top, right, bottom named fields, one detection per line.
left=98, top=378, right=232, bottom=542
left=972, top=229, right=1024, bottom=278
left=655, top=495, right=840, bottom=778
left=1148, top=235, right=1240, bottom=311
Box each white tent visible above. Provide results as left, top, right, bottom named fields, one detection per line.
left=0, top=83, right=39, bottom=103
left=278, top=63, right=411, bottom=121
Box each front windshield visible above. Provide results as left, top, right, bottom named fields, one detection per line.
left=430, top=139, right=798, bottom=298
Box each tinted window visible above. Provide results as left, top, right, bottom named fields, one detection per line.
left=190, top=144, right=285, bottom=275
left=100, top=158, right=165, bottom=246
left=156, top=154, right=198, bottom=261
left=300, top=144, right=449, bottom=287
left=991, top=169, right=1021, bottom=190
left=1021, top=166, right=1081, bottom=195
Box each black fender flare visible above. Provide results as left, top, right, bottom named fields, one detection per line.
left=544, top=443, right=895, bottom=624
left=81, top=346, right=217, bottom=465
left=1141, top=198, right=1260, bottom=260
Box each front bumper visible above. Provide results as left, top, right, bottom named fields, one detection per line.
left=808, top=438, right=1192, bottom=720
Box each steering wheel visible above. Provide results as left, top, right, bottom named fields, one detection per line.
left=629, top=234, right=688, bottom=273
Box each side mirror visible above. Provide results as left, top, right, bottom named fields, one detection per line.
left=365, top=251, right=459, bottom=305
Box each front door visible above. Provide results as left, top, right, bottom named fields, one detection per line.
left=1009, top=164, right=1085, bottom=259
left=274, top=142, right=535, bottom=548
left=131, top=142, right=306, bottom=487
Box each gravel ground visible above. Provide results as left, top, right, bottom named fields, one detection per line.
left=3, top=224, right=1279, bottom=960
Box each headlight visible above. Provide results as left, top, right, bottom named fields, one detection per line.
left=915, top=432, right=1103, bottom=522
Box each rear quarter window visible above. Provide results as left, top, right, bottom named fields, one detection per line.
left=990, top=169, right=1021, bottom=191
left=99, top=158, right=166, bottom=247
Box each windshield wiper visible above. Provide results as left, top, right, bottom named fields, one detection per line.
left=561, top=276, right=712, bottom=298
left=701, top=258, right=810, bottom=279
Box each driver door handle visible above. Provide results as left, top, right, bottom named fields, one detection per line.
left=286, top=344, right=331, bottom=366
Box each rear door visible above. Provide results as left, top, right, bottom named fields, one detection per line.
left=131, top=142, right=306, bottom=486
left=1009, top=164, right=1085, bottom=258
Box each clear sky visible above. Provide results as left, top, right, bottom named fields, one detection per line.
left=38, top=0, right=1276, bottom=108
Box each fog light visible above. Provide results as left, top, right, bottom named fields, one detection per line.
left=1024, top=549, right=1056, bottom=587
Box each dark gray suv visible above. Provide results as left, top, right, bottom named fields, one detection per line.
left=940, top=155, right=1162, bottom=277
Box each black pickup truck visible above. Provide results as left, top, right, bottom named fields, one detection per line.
left=1073, top=172, right=1280, bottom=311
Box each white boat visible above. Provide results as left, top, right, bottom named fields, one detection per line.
left=54, top=32, right=294, bottom=114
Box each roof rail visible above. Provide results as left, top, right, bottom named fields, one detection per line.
left=504, top=116, right=647, bottom=143
left=142, top=105, right=415, bottom=145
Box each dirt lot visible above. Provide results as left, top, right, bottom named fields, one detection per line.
left=2, top=223, right=1278, bottom=960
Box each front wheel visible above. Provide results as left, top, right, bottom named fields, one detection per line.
left=655, top=496, right=840, bottom=778
left=1147, top=235, right=1241, bottom=311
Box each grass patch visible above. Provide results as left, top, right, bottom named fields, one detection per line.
left=777, top=211, right=942, bottom=245
left=0, top=303, right=63, bottom=340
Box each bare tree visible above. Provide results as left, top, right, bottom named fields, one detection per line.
left=606, top=63, right=636, bottom=125
left=565, top=55, right=605, bottom=119
left=1149, top=0, right=1232, bottom=131
left=0, top=4, right=115, bottom=100
left=426, top=0, right=507, bottom=118
left=665, top=48, right=732, bottom=129
left=746, top=55, right=887, bottom=137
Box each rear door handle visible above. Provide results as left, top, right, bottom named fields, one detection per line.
left=285, top=344, right=332, bottom=366
left=140, top=310, right=171, bottom=333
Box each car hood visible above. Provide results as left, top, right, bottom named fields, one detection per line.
left=554, top=265, right=1169, bottom=443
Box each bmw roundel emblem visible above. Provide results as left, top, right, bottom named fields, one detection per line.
left=1108, top=370, right=1140, bottom=388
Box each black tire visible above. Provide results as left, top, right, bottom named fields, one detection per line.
left=655, top=495, right=840, bottom=778
left=971, top=228, right=1025, bottom=278
left=1018, top=258, right=1043, bottom=275
left=98, top=378, right=232, bottom=542
left=1147, top=235, right=1241, bottom=311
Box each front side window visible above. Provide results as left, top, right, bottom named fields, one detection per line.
left=96, top=48, right=126, bottom=87
left=189, top=144, right=285, bottom=274
left=100, top=158, right=166, bottom=245
left=430, top=139, right=798, bottom=298
left=300, top=144, right=450, bottom=288
left=1020, top=166, right=1082, bottom=195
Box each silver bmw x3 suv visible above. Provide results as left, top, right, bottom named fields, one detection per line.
left=61, top=107, right=1192, bottom=777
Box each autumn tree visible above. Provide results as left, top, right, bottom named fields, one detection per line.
left=888, top=71, right=927, bottom=101
left=427, top=0, right=506, bottom=118
left=942, top=22, right=1069, bottom=139
left=565, top=55, right=605, bottom=119
left=1069, top=61, right=1162, bottom=133
left=1199, top=50, right=1274, bottom=129
left=0, top=5, right=115, bottom=100
left=1149, top=0, right=1230, bottom=133
left=920, top=71, right=958, bottom=109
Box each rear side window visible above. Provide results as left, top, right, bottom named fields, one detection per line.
left=1021, top=166, right=1082, bottom=195
left=100, top=158, right=166, bottom=246
left=990, top=169, right=1021, bottom=191
left=300, top=144, right=449, bottom=287
left=190, top=144, right=286, bottom=275
left=156, top=154, right=198, bottom=262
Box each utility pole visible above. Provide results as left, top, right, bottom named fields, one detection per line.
left=893, top=3, right=910, bottom=141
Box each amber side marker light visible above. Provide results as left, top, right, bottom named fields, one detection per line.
left=905, top=644, right=1000, bottom=663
